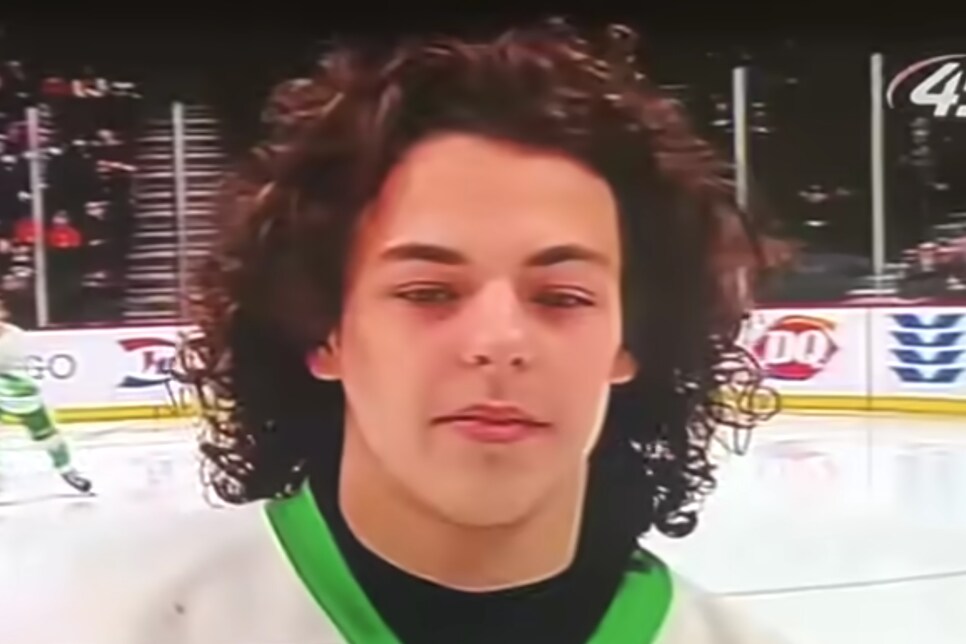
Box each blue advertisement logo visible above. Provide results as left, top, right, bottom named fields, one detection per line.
left=889, top=314, right=966, bottom=385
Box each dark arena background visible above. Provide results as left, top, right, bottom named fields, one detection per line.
left=0, top=13, right=964, bottom=643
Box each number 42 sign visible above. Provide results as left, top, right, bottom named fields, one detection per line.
left=886, top=54, right=966, bottom=117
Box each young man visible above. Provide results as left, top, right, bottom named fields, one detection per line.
left=1, top=18, right=782, bottom=643
left=0, top=300, right=91, bottom=493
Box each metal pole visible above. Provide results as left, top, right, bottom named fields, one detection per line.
left=26, top=107, right=49, bottom=327
left=871, top=53, right=886, bottom=289
left=172, top=101, right=188, bottom=319
left=733, top=66, right=749, bottom=211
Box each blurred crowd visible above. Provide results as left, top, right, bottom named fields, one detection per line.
left=896, top=229, right=966, bottom=299
left=0, top=60, right=141, bottom=326
left=0, top=51, right=960, bottom=328
left=759, top=229, right=966, bottom=305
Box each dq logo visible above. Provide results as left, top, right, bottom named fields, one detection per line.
left=889, top=314, right=965, bottom=385
left=752, top=315, right=838, bottom=381
left=118, top=338, right=178, bottom=388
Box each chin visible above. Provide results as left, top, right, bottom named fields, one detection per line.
left=436, top=505, right=534, bottom=530
left=425, top=484, right=547, bottom=529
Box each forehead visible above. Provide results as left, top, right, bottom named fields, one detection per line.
left=355, top=133, right=622, bottom=266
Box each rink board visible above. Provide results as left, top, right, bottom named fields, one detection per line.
left=739, top=304, right=966, bottom=415
left=14, top=305, right=966, bottom=424
left=12, top=325, right=197, bottom=423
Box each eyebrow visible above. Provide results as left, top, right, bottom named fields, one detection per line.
left=378, top=242, right=612, bottom=268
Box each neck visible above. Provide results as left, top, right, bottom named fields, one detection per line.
left=337, top=425, right=588, bottom=592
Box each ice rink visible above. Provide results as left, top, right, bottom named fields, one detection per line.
left=2, top=411, right=965, bottom=643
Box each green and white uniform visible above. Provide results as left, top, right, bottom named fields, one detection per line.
left=0, top=322, right=73, bottom=472
left=0, top=482, right=785, bottom=643
left=0, top=321, right=90, bottom=493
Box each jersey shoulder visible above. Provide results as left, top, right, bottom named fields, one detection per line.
left=0, top=502, right=342, bottom=644
left=655, top=562, right=789, bottom=644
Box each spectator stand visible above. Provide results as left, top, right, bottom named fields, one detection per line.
left=0, top=58, right=141, bottom=328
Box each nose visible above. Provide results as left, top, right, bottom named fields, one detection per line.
left=461, top=281, right=531, bottom=371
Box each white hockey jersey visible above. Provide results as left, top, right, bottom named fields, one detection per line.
left=0, top=321, right=28, bottom=375
left=0, top=482, right=787, bottom=643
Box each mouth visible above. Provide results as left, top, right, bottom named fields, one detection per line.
left=433, top=403, right=551, bottom=444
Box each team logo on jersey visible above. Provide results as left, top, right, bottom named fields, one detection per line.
left=117, top=337, right=177, bottom=388
left=886, top=54, right=966, bottom=118
left=889, top=313, right=965, bottom=385
left=752, top=315, right=838, bottom=381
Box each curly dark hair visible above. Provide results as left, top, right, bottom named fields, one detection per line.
left=181, top=17, right=779, bottom=540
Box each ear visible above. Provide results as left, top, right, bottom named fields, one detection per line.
left=306, top=334, right=342, bottom=381
left=610, top=348, right=637, bottom=385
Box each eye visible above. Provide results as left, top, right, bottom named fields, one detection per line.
left=533, top=290, right=595, bottom=308
left=395, top=284, right=458, bottom=305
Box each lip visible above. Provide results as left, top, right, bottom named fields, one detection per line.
left=433, top=403, right=551, bottom=444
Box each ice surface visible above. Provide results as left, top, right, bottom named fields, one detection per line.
left=3, top=412, right=966, bottom=643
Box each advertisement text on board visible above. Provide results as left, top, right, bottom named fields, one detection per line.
left=117, top=338, right=178, bottom=389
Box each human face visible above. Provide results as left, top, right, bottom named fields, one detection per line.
left=311, top=133, right=635, bottom=527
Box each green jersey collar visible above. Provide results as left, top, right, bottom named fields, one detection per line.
left=266, top=482, right=672, bottom=643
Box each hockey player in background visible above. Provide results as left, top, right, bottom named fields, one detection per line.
left=1, top=17, right=785, bottom=643
left=0, top=300, right=92, bottom=493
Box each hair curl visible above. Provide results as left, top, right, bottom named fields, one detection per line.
left=180, top=17, right=779, bottom=539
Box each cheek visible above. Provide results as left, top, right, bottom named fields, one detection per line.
left=545, top=318, right=623, bottom=423
left=337, top=306, right=402, bottom=409
left=548, top=310, right=622, bottom=371
left=552, top=340, right=617, bottom=405
left=338, top=300, right=441, bottom=416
